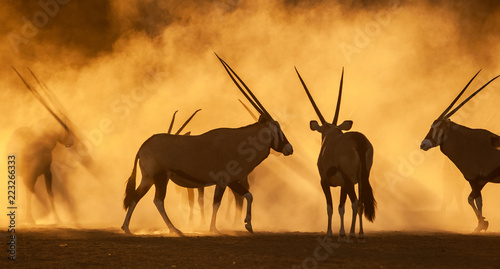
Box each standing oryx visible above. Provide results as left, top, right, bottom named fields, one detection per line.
left=420, top=70, right=500, bottom=232
left=8, top=68, right=76, bottom=224
left=121, top=55, right=293, bottom=235
left=295, top=67, right=375, bottom=241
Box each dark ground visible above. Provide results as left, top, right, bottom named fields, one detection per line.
left=1, top=228, right=500, bottom=268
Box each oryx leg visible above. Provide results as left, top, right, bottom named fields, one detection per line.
left=358, top=197, right=365, bottom=242
left=121, top=172, right=154, bottom=234
left=153, top=174, right=183, bottom=236
left=468, top=181, right=488, bottom=232
left=22, top=175, right=37, bottom=224
left=346, top=185, right=358, bottom=242
left=198, top=187, right=206, bottom=225
left=210, top=184, right=226, bottom=234
left=233, top=190, right=244, bottom=226
left=338, top=186, right=348, bottom=242
left=228, top=182, right=253, bottom=233
left=321, top=180, right=334, bottom=239
left=44, top=169, right=61, bottom=223
left=187, top=188, right=195, bottom=222
left=233, top=178, right=249, bottom=226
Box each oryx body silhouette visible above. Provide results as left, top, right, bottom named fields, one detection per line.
left=166, top=109, right=207, bottom=225
left=420, top=70, right=500, bottom=232
left=296, top=67, right=375, bottom=241
left=181, top=100, right=255, bottom=226
left=8, top=68, right=76, bottom=224
left=121, top=55, right=293, bottom=235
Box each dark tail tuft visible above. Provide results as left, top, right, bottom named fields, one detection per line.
left=123, top=153, right=139, bottom=210
left=356, top=134, right=376, bottom=222
left=361, top=182, right=376, bottom=222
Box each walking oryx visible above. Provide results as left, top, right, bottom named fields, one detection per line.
left=8, top=68, right=76, bottom=224
left=121, top=55, right=293, bottom=235
left=295, top=67, right=375, bottom=241
left=420, top=70, right=500, bottom=232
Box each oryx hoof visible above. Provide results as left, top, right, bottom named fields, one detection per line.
left=245, top=222, right=254, bottom=233
left=482, top=220, right=489, bottom=231
left=210, top=227, right=221, bottom=235
left=473, top=220, right=489, bottom=233
left=358, top=234, right=366, bottom=243
left=338, top=235, right=347, bottom=242
left=121, top=226, right=132, bottom=235
left=324, top=233, right=334, bottom=242
left=169, top=228, right=184, bottom=237
left=478, top=220, right=489, bottom=232
left=346, top=236, right=355, bottom=243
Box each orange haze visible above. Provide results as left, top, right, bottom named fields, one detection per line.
left=2, top=0, right=500, bottom=234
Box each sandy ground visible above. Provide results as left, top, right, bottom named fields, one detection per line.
left=1, top=228, right=500, bottom=268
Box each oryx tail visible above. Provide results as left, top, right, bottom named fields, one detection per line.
left=124, top=153, right=139, bottom=210
left=356, top=135, right=376, bottom=222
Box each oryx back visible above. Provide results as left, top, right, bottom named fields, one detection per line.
left=138, top=122, right=273, bottom=188
left=441, top=124, right=500, bottom=182
left=319, top=132, right=370, bottom=187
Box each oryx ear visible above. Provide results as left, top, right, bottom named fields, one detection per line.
left=183, top=131, right=191, bottom=136
left=337, top=120, right=353, bottom=131
left=310, top=120, right=322, bottom=132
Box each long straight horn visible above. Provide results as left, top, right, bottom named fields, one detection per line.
left=168, top=110, right=178, bottom=134
left=27, top=67, right=75, bottom=128
left=238, top=99, right=258, bottom=121
left=11, top=66, right=69, bottom=132
left=438, top=70, right=481, bottom=119
left=445, top=74, right=500, bottom=118
left=175, top=109, right=201, bottom=135
left=215, top=53, right=272, bottom=119
left=332, top=67, right=344, bottom=125
left=295, top=67, right=326, bottom=124
left=28, top=68, right=66, bottom=117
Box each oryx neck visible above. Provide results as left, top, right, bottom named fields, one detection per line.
left=439, top=122, right=469, bottom=156
left=322, top=128, right=343, bottom=140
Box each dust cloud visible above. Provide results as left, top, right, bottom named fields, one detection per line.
left=2, top=0, right=500, bottom=234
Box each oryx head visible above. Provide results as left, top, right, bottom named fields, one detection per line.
left=295, top=67, right=353, bottom=140
left=421, top=70, right=500, bottom=151
left=216, top=54, right=293, bottom=156
left=58, top=121, right=75, bottom=148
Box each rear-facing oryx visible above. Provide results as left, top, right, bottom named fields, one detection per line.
left=121, top=55, right=293, bottom=235
left=420, top=70, right=500, bottom=232
left=296, top=67, right=375, bottom=241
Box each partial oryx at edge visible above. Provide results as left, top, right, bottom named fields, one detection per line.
left=8, top=67, right=77, bottom=224
left=420, top=70, right=500, bottom=232
left=121, top=54, right=293, bottom=235
left=295, top=67, right=376, bottom=242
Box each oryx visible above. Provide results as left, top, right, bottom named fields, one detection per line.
left=182, top=100, right=254, bottom=227
left=296, top=67, right=376, bottom=241
left=166, top=109, right=207, bottom=224
left=8, top=68, right=76, bottom=224
left=121, top=55, right=293, bottom=235
left=420, top=70, right=500, bottom=232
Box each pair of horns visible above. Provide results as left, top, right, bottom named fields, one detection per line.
left=168, top=109, right=202, bottom=135
left=215, top=53, right=273, bottom=120
left=12, top=66, right=71, bottom=133
left=439, top=70, right=500, bottom=119
left=295, top=67, right=344, bottom=126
